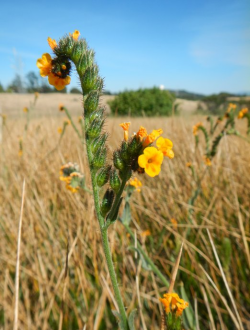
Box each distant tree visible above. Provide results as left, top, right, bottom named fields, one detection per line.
left=70, top=87, right=81, bottom=94
left=0, top=82, right=4, bottom=93
left=26, top=71, right=39, bottom=92
left=103, top=90, right=112, bottom=95
left=7, top=74, right=25, bottom=93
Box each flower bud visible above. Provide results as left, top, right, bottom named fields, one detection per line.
left=128, top=136, right=142, bottom=156
left=90, top=133, right=108, bottom=155
left=84, top=91, right=100, bottom=114
left=120, top=141, right=130, bottom=162
left=71, top=40, right=87, bottom=63
left=56, top=36, right=74, bottom=57
left=76, top=50, right=93, bottom=74
left=100, top=189, right=115, bottom=217
left=81, top=65, right=99, bottom=94
left=87, top=117, right=104, bottom=139
left=113, top=150, right=125, bottom=171
left=91, top=148, right=106, bottom=169
left=89, top=108, right=104, bottom=123
left=110, top=169, right=121, bottom=193
left=96, top=165, right=111, bottom=187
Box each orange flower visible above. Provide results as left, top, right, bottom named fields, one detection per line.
left=143, top=129, right=163, bottom=147
left=129, top=177, right=142, bottom=192
left=119, top=122, right=131, bottom=141
left=141, top=230, right=151, bottom=237
left=23, top=107, right=28, bottom=113
left=57, top=127, right=63, bottom=134
left=186, top=162, right=192, bottom=167
left=203, top=156, right=212, bottom=166
left=193, top=122, right=203, bottom=136
left=136, top=126, right=148, bottom=140
left=156, top=137, right=174, bottom=159
left=47, top=37, right=57, bottom=50
left=36, top=53, right=52, bottom=77
left=48, top=73, right=71, bottom=91
left=138, top=147, right=164, bottom=177
left=70, top=30, right=80, bottom=41
left=159, top=293, right=188, bottom=316
left=58, top=103, right=64, bottom=111
left=170, top=218, right=177, bottom=229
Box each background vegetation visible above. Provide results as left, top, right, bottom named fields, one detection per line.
left=0, top=105, right=249, bottom=329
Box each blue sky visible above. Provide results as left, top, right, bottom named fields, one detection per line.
left=0, top=0, right=249, bottom=95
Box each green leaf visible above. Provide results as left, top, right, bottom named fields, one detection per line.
left=128, top=309, right=137, bottom=330
left=120, top=201, right=131, bottom=225
left=128, top=247, right=152, bottom=271
left=112, top=310, right=126, bottom=330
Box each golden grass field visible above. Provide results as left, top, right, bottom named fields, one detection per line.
left=0, top=94, right=250, bottom=330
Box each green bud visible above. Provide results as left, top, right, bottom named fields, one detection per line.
left=91, top=148, right=106, bottom=169
left=128, top=136, right=142, bottom=156
left=76, top=50, right=93, bottom=74
left=84, top=91, right=100, bottom=114
left=110, top=169, right=121, bottom=193
left=71, top=40, right=87, bottom=63
left=81, top=65, right=99, bottom=94
left=100, top=189, right=115, bottom=217
left=89, top=108, right=104, bottom=123
left=96, top=165, right=111, bottom=187
left=86, top=117, right=104, bottom=139
left=120, top=141, right=130, bottom=162
left=90, top=133, right=108, bottom=155
left=113, top=150, right=125, bottom=171
left=56, top=36, right=74, bottom=57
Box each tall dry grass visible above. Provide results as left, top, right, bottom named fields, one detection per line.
left=0, top=110, right=249, bottom=330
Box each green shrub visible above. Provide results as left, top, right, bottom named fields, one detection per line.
left=109, top=87, right=175, bottom=117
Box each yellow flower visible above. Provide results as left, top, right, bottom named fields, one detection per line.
left=48, top=73, right=71, bottom=91
left=78, top=116, right=83, bottom=123
left=47, top=37, right=57, bottom=50
left=129, top=177, right=142, bottom=192
left=143, top=129, right=163, bottom=147
left=238, top=108, right=248, bottom=119
left=228, top=103, right=237, bottom=111
left=193, top=122, right=203, bottom=136
left=36, top=53, right=52, bottom=77
left=70, top=30, right=80, bottom=41
left=136, top=126, right=148, bottom=140
left=141, top=230, right=151, bottom=237
left=18, top=150, right=23, bottom=157
left=138, top=147, right=164, bottom=177
left=156, top=137, right=174, bottom=159
left=23, top=107, right=28, bottom=113
left=186, top=162, right=192, bottom=167
left=159, top=293, right=188, bottom=316
left=119, top=122, right=131, bottom=141
left=57, top=127, right=63, bottom=134
left=203, top=156, right=212, bottom=166
left=66, top=185, right=79, bottom=193
left=58, top=103, right=64, bottom=111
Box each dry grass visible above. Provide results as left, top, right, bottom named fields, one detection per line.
left=0, top=103, right=250, bottom=330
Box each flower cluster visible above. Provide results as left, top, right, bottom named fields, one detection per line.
left=160, top=292, right=188, bottom=317
left=238, top=107, right=248, bottom=119
left=36, top=31, right=80, bottom=91
left=119, top=123, right=174, bottom=178
left=60, top=163, right=84, bottom=193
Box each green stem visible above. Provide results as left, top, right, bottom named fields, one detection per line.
left=107, top=176, right=129, bottom=223
left=64, top=107, right=83, bottom=141
left=85, top=143, right=128, bottom=329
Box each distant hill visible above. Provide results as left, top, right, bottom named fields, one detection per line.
left=169, top=89, right=205, bottom=100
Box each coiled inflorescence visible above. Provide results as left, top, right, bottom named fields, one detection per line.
left=37, top=31, right=174, bottom=224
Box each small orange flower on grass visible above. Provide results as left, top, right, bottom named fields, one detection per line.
left=136, top=126, right=148, bottom=140
left=138, top=147, right=164, bottom=177
left=156, top=137, right=174, bottom=159
left=141, top=229, right=151, bottom=237
left=58, top=103, right=64, bottom=111
left=23, top=107, right=28, bottom=113
left=58, top=127, right=63, bottom=134
left=203, top=156, right=212, bottom=166
left=120, top=122, right=131, bottom=141
left=238, top=108, right=248, bottom=119
left=47, top=37, right=57, bottom=50
left=36, top=53, right=52, bottom=77
left=160, top=293, right=188, bottom=316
